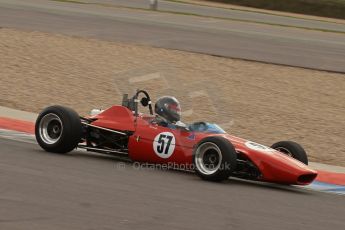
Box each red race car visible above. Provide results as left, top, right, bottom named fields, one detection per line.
left=35, top=90, right=317, bottom=184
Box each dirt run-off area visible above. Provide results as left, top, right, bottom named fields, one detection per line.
left=0, top=28, right=344, bottom=166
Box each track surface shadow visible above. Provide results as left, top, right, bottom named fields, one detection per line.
left=67, top=149, right=311, bottom=195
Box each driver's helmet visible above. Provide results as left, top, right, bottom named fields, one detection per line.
left=155, top=96, right=181, bottom=123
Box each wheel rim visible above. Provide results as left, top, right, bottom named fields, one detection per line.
left=275, top=147, right=293, bottom=157
left=195, top=142, right=222, bottom=175
left=39, top=113, right=63, bottom=145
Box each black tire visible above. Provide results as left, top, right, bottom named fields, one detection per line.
left=193, top=136, right=237, bottom=182
left=35, top=105, right=82, bottom=153
left=271, top=141, right=308, bottom=165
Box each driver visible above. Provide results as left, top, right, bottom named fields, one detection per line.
left=153, top=96, right=184, bottom=128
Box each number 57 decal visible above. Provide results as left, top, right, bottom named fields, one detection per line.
left=153, top=132, right=176, bottom=158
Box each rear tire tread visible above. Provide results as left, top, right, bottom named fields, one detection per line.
left=35, top=105, right=82, bottom=154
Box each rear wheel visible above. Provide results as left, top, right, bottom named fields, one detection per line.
left=35, top=105, right=82, bottom=153
left=193, top=136, right=237, bottom=182
left=271, top=141, right=308, bottom=165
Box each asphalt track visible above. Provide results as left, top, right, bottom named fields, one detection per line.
left=0, top=0, right=345, bottom=72
left=1, top=135, right=345, bottom=230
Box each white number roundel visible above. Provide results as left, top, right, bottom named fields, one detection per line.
left=153, top=132, right=176, bottom=158
left=245, top=141, right=274, bottom=153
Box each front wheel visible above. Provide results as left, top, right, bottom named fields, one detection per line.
left=193, top=136, right=237, bottom=182
left=271, top=141, right=308, bottom=165
left=35, top=105, right=82, bottom=153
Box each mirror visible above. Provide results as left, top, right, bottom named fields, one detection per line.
left=140, top=97, right=149, bottom=107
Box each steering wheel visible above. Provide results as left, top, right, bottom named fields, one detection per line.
left=135, top=90, right=153, bottom=115
left=189, top=121, right=208, bottom=132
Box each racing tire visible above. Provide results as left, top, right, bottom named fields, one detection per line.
left=193, top=136, right=237, bottom=182
left=271, top=141, right=308, bottom=165
left=35, top=105, right=82, bottom=154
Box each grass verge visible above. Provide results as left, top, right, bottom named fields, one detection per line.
left=208, top=0, right=345, bottom=20
left=50, top=0, right=345, bottom=34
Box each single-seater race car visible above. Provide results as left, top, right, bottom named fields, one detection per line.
left=35, top=90, right=317, bottom=184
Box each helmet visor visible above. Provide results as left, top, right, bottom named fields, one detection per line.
left=165, top=103, right=181, bottom=117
